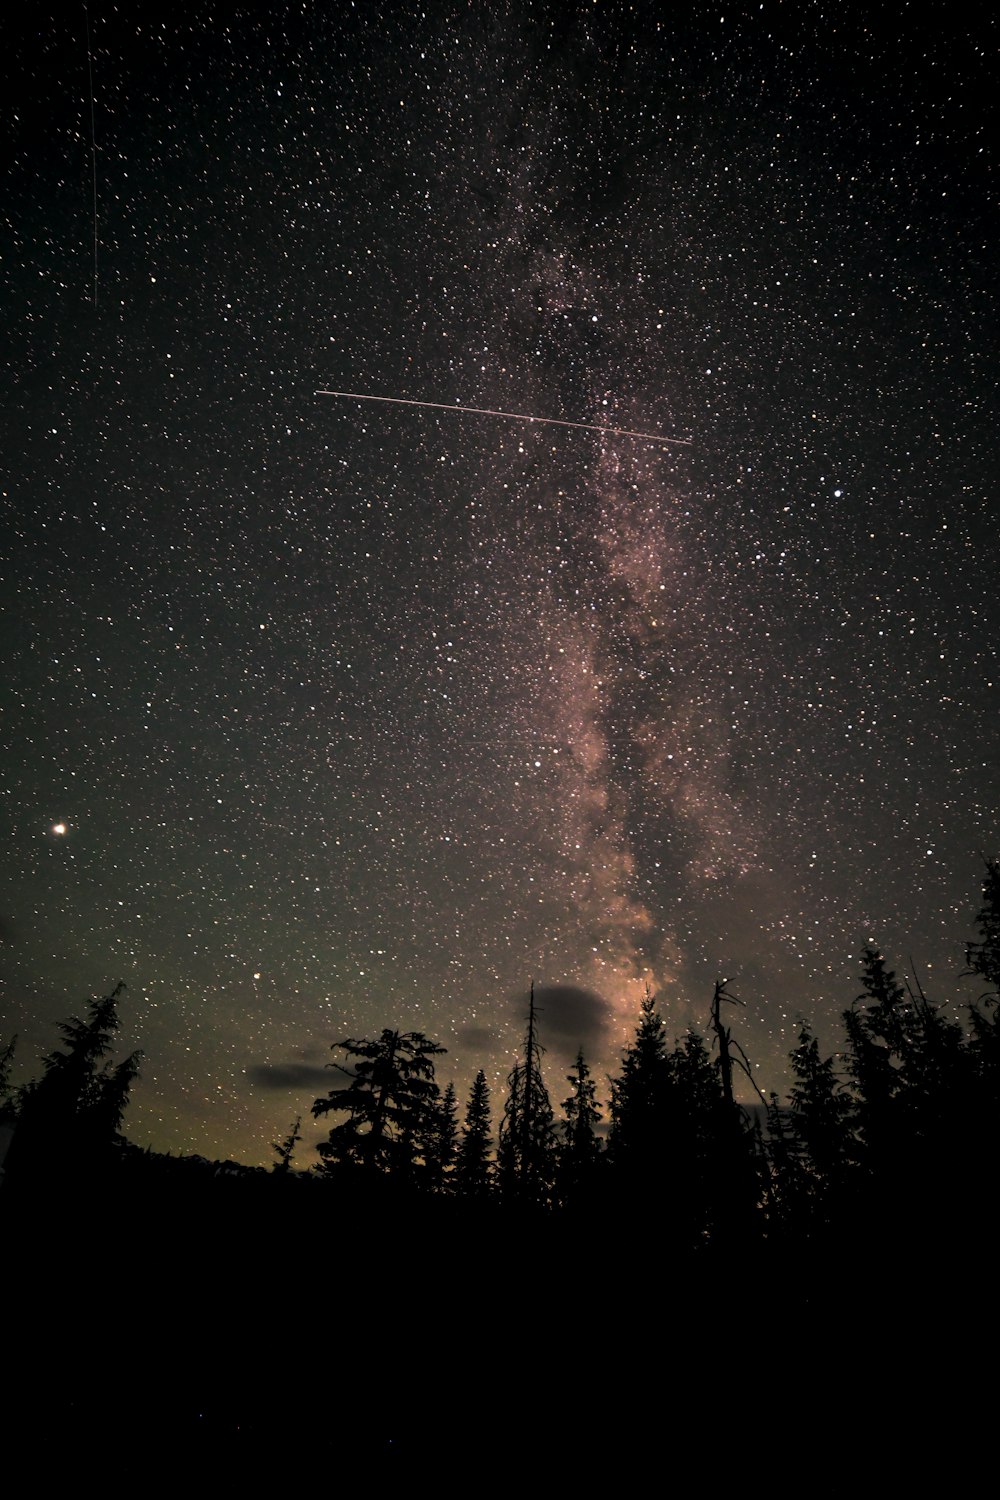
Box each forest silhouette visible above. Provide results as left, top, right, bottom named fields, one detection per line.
left=4, top=858, right=998, bottom=1473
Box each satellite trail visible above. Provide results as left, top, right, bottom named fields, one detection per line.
left=315, top=389, right=692, bottom=446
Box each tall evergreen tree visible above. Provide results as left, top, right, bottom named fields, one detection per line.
left=84, top=1049, right=144, bottom=1150
left=966, top=856, right=1000, bottom=1005
left=496, top=1061, right=522, bottom=1196
left=856, top=945, right=911, bottom=1055
left=896, top=976, right=967, bottom=1146
left=456, top=1069, right=493, bottom=1198
left=5, top=983, right=140, bottom=1184
left=557, top=1049, right=602, bottom=1206
left=312, top=1029, right=445, bottom=1177
left=840, top=945, right=965, bottom=1229
left=670, top=1029, right=754, bottom=1247
left=842, top=948, right=907, bottom=1173
left=608, top=985, right=669, bottom=1170
left=955, top=859, right=1000, bottom=1236
left=424, top=1081, right=459, bottom=1191
left=0, top=1035, right=17, bottom=1125
left=965, top=859, right=1000, bottom=1119
left=787, top=1025, right=855, bottom=1219
left=762, top=1090, right=813, bottom=1234
left=496, top=986, right=555, bottom=1205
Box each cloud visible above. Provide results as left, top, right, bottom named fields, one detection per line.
left=455, top=1024, right=498, bottom=1053
left=246, top=1060, right=333, bottom=1092
left=520, top=984, right=615, bottom=1054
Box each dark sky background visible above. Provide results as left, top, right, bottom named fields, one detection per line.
left=3, top=2, right=997, bottom=1165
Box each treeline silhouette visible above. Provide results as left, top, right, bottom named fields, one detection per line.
left=4, top=859, right=999, bottom=1472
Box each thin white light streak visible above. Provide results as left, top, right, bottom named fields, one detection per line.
left=315, top=389, right=692, bottom=446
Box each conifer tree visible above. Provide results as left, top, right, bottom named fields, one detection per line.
left=842, top=948, right=907, bottom=1173
left=5, top=983, right=140, bottom=1184
left=496, top=986, right=555, bottom=1205
left=787, top=1025, right=855, bottom=1217
left=966, top=857, right=1000, bottom=1006
left=424, top=1081, right=459, bottom=1191
left=762, top=1091, right=812, bottom=1234
left=557, top=1049, right=602, bottom=1205
left=84, top=1049, right=144, bottom=1150
left=608, top=985, right=669, bottom=1170
left=0, top=1035, right=17, bottom=1124
left=856, top=945, right=911, bottom=1055
left=670, top=1029, right=752, bottom=1246
left=456, top=1069, right=493, bottom=1198
left=955, top=860, right=1000, bottom=1234
left=965, top=859, right=1000, bottom=1117
left=271, top=1116, right=302, bottom=1173
left=896, top=975, right=967, bottom=1154
left=496, top=1061, right=522, bottom=1196
left=312, top=1029, right=445, bottom=1177
left=841, top=945, right=959, bottom=1225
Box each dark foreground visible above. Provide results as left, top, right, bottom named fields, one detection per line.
left=3, top=1162, right=987, bottom=1487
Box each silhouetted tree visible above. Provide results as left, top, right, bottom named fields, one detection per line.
left=312, top=1029, right=445, bottom=1177
left=455, top=1069, right=493, bottom=1198
left=704, top=982, right=767, bottom=1236
left=271, top=1116, right=302, bottom=1174
left=857, top=946, right=912, bottom=1055
left=5, top=983, right=140, bottom=1184
left=965, top=860, right=1000, bottom=1111
left=710, top=981, right=741, bottom=1112
left=762, top=1091, right=812, bottom=1234
left=842, top=948, right=908, bottom=1176
left=841, top=945, right=974, bottom=1233
left=557, top=1049, right=602, bottom=1206
left=966, top=857, right=1000, bottom=1005
left=497, top=986, right=555, bottom=1205
left=0, top=1035, right=17, bottom=1188
left=84, top=1049, right=144, bottom=1151
left=0, top=1035, right=17, bottom=1124
left=424, top=1081, right=459, bottom=1191
left=671, top=1029, right=757, bottom=1247
left=787, top=1026, right=855, bottom=1223
left=897, top=975, right=966, bottom=1144
left=608, top=985, right=759, bottom=1244
left=608, top=985, right=669, bottom=1173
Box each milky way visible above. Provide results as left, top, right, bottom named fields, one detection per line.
left=3, top=3, right=997, bottom=1164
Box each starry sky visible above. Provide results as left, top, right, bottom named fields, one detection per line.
left=3, top=2, right=997, bottom=1165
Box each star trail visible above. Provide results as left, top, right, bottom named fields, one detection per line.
left=2, top=2, right=997, bottom=1166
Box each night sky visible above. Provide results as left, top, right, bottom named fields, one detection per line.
left=3, top=3, right=997, bottom=1166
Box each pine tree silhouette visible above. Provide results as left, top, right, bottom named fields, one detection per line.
left=557, top=1049, right=602, bottom=1206
left=312, top=1029, right=445, bottom=1177
left=966, top=857, right=1000, bottom=1006
left=0, top=1035, right=17, bottom=1124
left=271, top=1116, right=302, bottom=1173
left=455, top=1069, right=493, bottom=1198
left=5, top=983, right=140, bottom=1186
left=787, top=1025, right=855, bottom=1224
left=841, top=949, right=908, bottom=1172
left=424, top=1080, right=459, bottom=1191
left=497, top=985, right=555, bottom=1205
left=608, top=985, right=669, bottom=1174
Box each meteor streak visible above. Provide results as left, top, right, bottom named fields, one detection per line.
left=315, top=389, right=692, bottom=446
